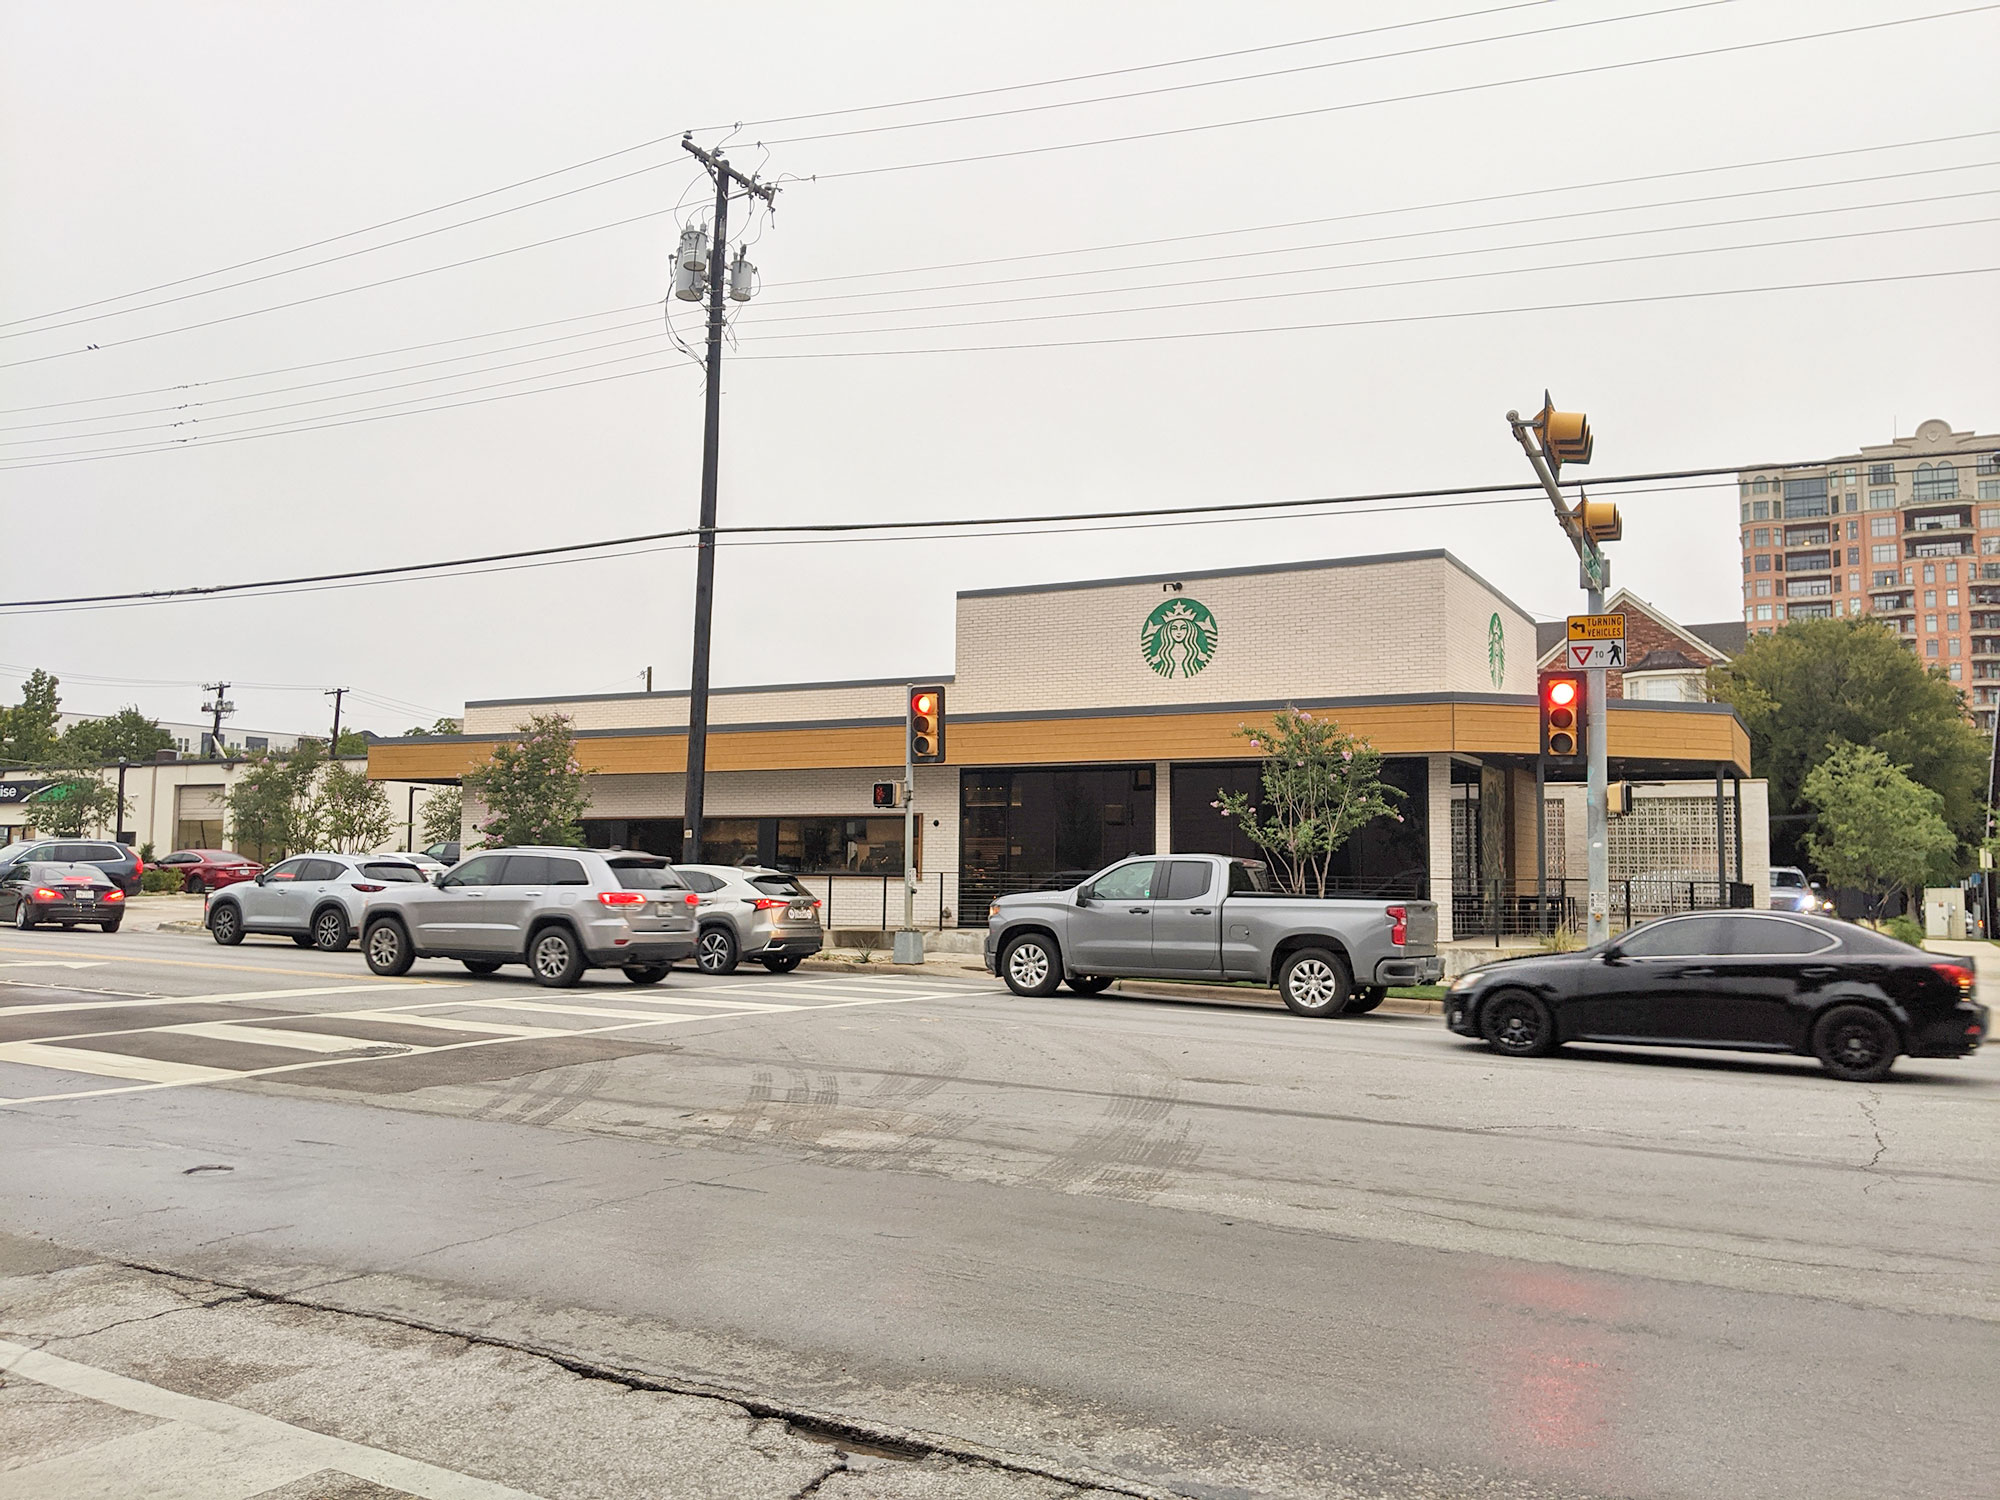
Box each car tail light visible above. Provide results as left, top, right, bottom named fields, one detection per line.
left=104, top=889, right=125, bottom=903
left=352, top=882, right=386, bottom=893
left=1931, top=961, right=1977, bottom=996
left=752, top=898, right=786, bottom=910
left=133, top=857, right=144, bottom=877
left=1387, top=905, right=1407, bottom=946
left=31, top=888, right=62, bottom=902
left=597, top=891, right=646, bottom=906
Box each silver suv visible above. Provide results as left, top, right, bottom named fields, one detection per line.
left=674, top=864, right=825, bottom=974
left=360, top=847, right=696, bottom=986
left=206, top=853, right=430, bottom=951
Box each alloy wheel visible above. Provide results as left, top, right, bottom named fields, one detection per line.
left=367, top=925, right=401, bottom=967
left=1287, top=958, right=1341, bottom=1010
left=1007, top=941, right=1050, bottom=989
left=697, top=930, right=734, bottom=973
left=313, top=911, right=345, bottom=950
left=1491, top=1001, right=1542, bottom=1053
left=533, top=932, right=574, bottom=981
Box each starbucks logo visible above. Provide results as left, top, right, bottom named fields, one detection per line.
left=1142, top=597, right=1219, bottom=679
left=1488, top=612, right=1506, bottom=688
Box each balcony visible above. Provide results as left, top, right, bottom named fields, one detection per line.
left=1973, top=637, right=2000, bottom=657
left=1973, top=612, right=2000, bottom=631
left=1906, top=508, right=1973, bottom=533
left=1784, top=551, right=1833, bottom=573
left=1782, top=526, right=1831, bottom=548
left=1785, top=579, right=1832, bottom=599
left=1787, top=602, right=1834, bottom=621
left=1974, top=588, right=2000, bottom=608
left=1871, top=592, right=1915, bottom=613
left=1908, top=538, right=1969, bottom=558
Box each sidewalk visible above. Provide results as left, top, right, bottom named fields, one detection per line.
left=116, top=893, right=208, bottom=933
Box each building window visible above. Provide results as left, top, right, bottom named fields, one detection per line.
left=1849, top=573, right=1861, bottom=592
left=1846, top=547, right=1860, bottom=565
left=1947, top=561, right=1961, bottom=581
left=1926, top=614, right=1939, bottom=632
left=1752, top=500, right=1769, bottom=520
left=1926, top=589, right=1938, bottom=607
left=1948, top=588, right=1960, bottom=605
left=1979, top=453, right=1999, bottom=476
left=1753, top=527, right=1769, bottom=546
left=1924, top=563, right=1938, bottom=582
left=1870, top=515, right=1896, bottom=537
left=1950, top=662, right=1964, bottom=681
left=1905, top=567, right=1917, bottom=585
left=1870, top=544, right=1895, bottom=562
left=1927, top=639, right=1940, bottom=656
left=1783, top=477, right=1829, bottom=515
left=1846, top=519, right=1859, bottom=540
left=1790, top=603, right=1833, bottom=621
left=1980, top=484, right=2000, bottom=504
left=1868, top=488, right=1897, bottom=510
left=1756, top=554, right=1772, bottom=571
left=1744, top=605, right=1755, bottom=621
left=1948, top=615, right=1961, bottom=633
left=1914, top=462, right=1959, bottom=501
left=1756, top=605, right=1773, bottom=620
left=1844, top=467, right=1858, bottom=487
left=1753, top=476, right=1769, bottom=494
left=1874, top=570, right=1897, bottom=586
left=1788, top=579, right=1832, bottom=599
left=1755, top=579, right=1772, bottom=596
left=1870, top=462, right=1895, bottom=485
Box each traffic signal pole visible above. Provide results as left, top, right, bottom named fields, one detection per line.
left=1509, top=403, right=1614, bottom=945
left=678, top=138, right=776, bottom=865
left=899, top=693, right=919, bottom=962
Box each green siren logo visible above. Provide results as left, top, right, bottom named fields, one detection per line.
left=1488, top=612, right=1506, bottom=688
left=1142, top=597, right=1219, bottom=679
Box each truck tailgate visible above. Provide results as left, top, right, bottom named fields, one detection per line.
left=1401, top=901, right=1439, bottom=950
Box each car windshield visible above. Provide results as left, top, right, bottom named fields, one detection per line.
left=361, top=862, right=428, bottom=883
left=750, top=875, right=809, bottom=897
left=610, top=861, right=685, bottom=891
left=1772, top=870, right=1805, bottom=889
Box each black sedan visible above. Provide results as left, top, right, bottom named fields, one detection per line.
left=1, top=861, right=128, bottom=933
left=1445, top=910, right=1986, bottom=1082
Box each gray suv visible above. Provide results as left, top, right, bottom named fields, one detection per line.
left=674, top=864, right=825, bottom=974
left=360, top=847, right=696, bottom=986
left=206, top=853, right=430, bottom=950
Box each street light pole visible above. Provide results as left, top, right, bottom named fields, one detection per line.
left=677, top=137, right=776, bottom=866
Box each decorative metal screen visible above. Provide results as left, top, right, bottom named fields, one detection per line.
left=1609, top=796, right=1738, bottom=884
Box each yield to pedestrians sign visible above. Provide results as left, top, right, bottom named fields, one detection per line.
left=1566, top=613, right=1626, bottom=670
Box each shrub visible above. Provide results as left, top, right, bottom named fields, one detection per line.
left=1881, top=914, right=1925, bottom=948
left=140, top=868, right=184, bottom=894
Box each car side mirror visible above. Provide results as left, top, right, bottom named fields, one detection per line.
left=433, top=871, right=448, bottom=886
left=1600, top=944, right=1624, bottom=963
left=1075, top=886, right=1092, bottom=907
left=254, top=872, right=269, bottom=885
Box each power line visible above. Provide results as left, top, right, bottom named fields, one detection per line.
left=808, top=6, right=2000, bottom=180
left=6, top=449, right=1994, bottom=614
left=762, top=0, right=1741, bottom=149
left=772, top=130, right=2000, bottom=288
left=4, top=264, right=1992, bottom=471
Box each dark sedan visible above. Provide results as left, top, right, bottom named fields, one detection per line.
left=2, top=861, right=127, bottom=933
left=1445, top=910, right=1985, bottom=1082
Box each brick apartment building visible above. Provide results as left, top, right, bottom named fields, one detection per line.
left=1738, top=417, right=2000, bottom=733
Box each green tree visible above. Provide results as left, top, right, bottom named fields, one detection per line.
left=402, top=717, right=462, bottom=737
left=56, top=707, right=174, bottom=765
left=0, top=669, right=63, bottom=767
left=332, top=728, right=371, bottom=757
left=420, top=786, right=463, bottom=846
left=1711, top=618, right=1987, bottom=868
left=1801, top=742, right=1957, bottom=918
left=463, top=713, right=588, bottom=848
left=225, top=740, right=328, bottom=861
left=24, top=771, right=124, bottom=838
left=317, top=760, right=393, bottom=852
left=1215, top=706, right=1404, bottom=896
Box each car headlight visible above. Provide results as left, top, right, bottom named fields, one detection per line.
left=1449, top=969, right=1484, bottom=992
left=988, top=902, right=1001, bottom=920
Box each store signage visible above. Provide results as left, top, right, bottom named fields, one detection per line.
left=0, top=780, right=54, bottom=806
left=1142, top=597, right=1219, bottom=679
left=1487, top=613, right=1506, bottom=687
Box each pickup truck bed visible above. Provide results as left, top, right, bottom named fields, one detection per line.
left=985, top=853, right=1441, bottom=1017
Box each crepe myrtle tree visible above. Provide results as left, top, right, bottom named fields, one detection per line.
left=24, top=771, right=124, bottom=839
left=318, top=760, right=394, bottom=853
left=462, top=713, right=589, bottom=848
left=1214, top=707, right=1404, bottom=897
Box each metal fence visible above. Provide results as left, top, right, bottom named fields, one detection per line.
left=802, top=871, right=954, bottom=932
left=1453, top=876, right=1757, bottom=942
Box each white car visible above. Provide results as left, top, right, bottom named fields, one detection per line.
left=205, top=853, right=430, bottom=951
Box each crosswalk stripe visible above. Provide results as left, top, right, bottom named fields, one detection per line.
left=160, top=1022, right=415, bottom=1055
left=0, top=982, right=457, bottom=1018
left=457, top=998, right=730, bottom=1025
left=0, top=1040, right=238, bottom=1085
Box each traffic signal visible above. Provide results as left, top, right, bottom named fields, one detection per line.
left=1575, top=494, right=1622, bottom=544
left=872, top=781, right=902, bottom=808
left=1540, top=671, right=1585, bottom=763
left=908, top=685, right=946, bottom=764
left=1607, top=780, right=1632, bottom=817
left=1533, top=396, right=1593, bottom=471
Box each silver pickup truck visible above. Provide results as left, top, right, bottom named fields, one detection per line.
left=984, top=853, right=1441, bottom=1017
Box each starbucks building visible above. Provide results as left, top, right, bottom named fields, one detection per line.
left=370, top=550, right=1765, bottom=941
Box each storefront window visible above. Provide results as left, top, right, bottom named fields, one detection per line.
left=1170, top=758, right=1428, bottom=896
left=960, top=766, right=1155, bottom=903
left=774, top=817, right=905, bottom=873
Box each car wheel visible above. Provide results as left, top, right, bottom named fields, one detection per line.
left=210, top=903, right=244, bottom=945
left=1001, top=933, right=1061, bottom=997
left=758, top=955, right=803, bottom=974
left=100, top=919, right=121, bottom=934
left=1481, top=991, right=1559, bottom=1057
left=363, top=920, right=414, bottom=977
left=696, top=925, right=739, bottom=975
left=529, top=925, right=586, bottom=988
left=183, top=876, right=204, bottom=895
left=1278, top=947, right=1353, bottom=1017
left=1813, top=1004, right=1899, bottom=1083
left=312, top=908, right=350, bottom=952
left=1347, top=986, right=1387, bottom=1014
left=1065, top=974, right=1113, bottom=995
left=462, top=960, right=503, bottom=976
left=13, top=902, right=35, bottom=931
left=625, top=965, right=670, bottom=986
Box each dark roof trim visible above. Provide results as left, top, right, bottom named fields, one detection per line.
left=956, top=547, right=1537, bottom=620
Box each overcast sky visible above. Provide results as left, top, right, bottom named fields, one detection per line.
left=2, top=0, right=1995, bottom=738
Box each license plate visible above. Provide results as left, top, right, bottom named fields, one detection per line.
left=788, top=903, right=814, bottom=918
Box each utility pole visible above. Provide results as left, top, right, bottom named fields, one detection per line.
left=676, top=135, right=776, bottom=865
left=200, top=683, right=234, bottom=759
left=326, top=686, right=348, bottom=750
left=1509, top=397, right=1618, bottom=945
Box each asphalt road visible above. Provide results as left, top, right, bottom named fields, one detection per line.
left=0, top=924, right=1994, bottom=1499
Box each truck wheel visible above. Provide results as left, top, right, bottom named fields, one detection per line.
left=1001, top=934, right=1062, bottom=997
left=1065, top=974, right=1113, bottom=995
left=1278, top=948, right=1352, bottom=1017
left=1347, top=986, right=1387, bottom=1014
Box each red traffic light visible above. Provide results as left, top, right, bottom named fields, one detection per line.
left=1538, top=671, right=1585, bottom=763
left=908, top=684, right=946, bottom=764
left=912, top=691, right=937, bottom=716
left=1546, top=679, right=1577, bottom=709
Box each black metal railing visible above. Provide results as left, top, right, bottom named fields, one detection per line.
left=1453, top=876, right=1756, bottom=942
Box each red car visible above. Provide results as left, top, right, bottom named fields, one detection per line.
left=156, top=849, right=262, bottom=894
